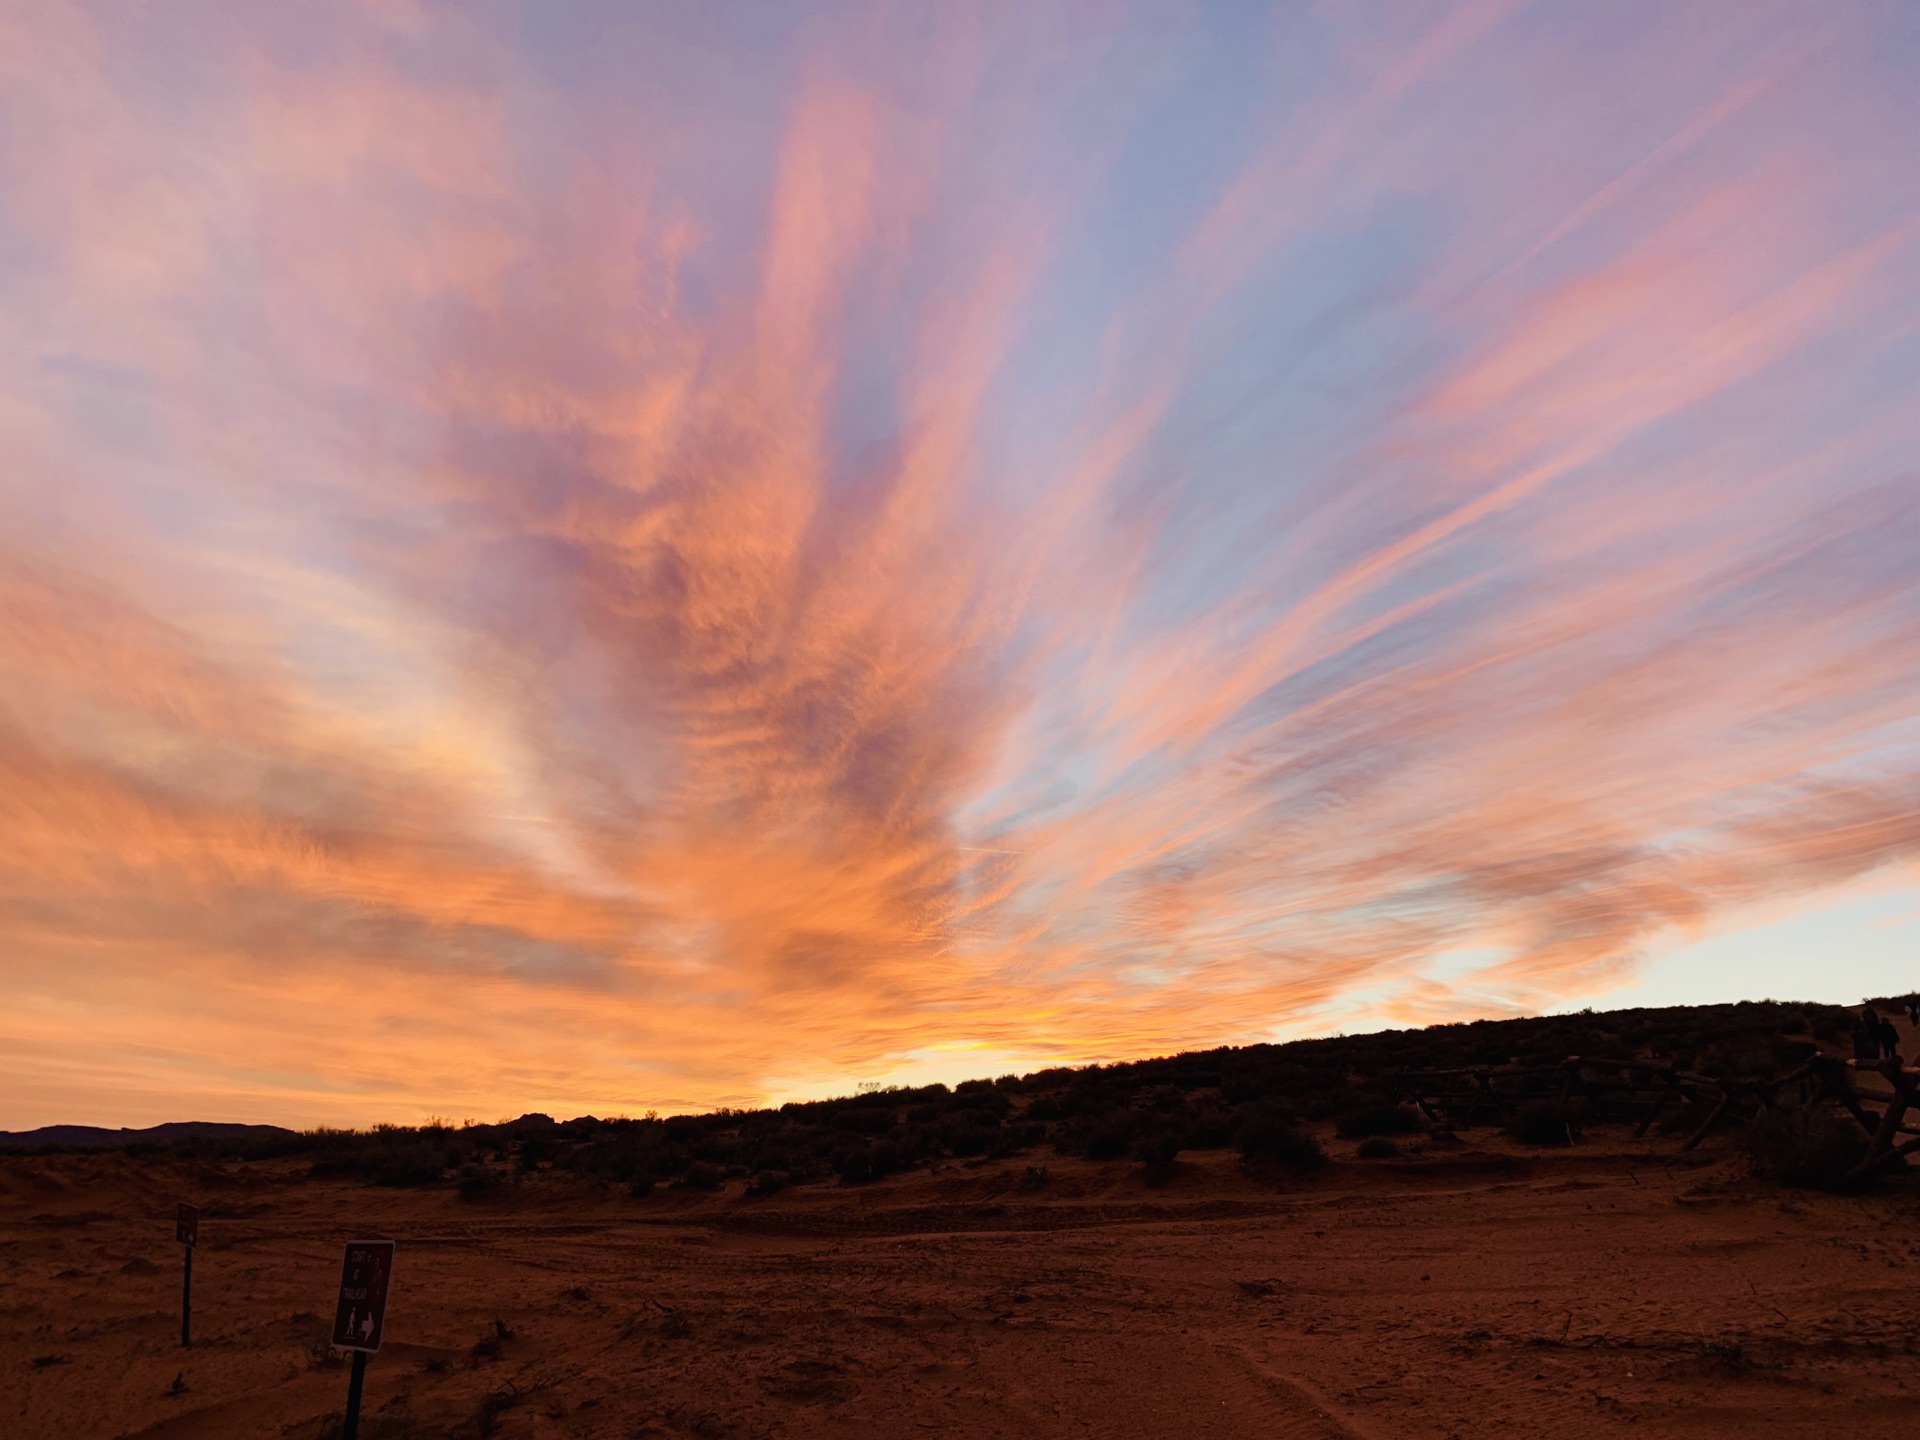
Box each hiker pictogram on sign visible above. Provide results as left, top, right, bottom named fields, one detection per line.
left=330, top=1240, right=394, bottom=1353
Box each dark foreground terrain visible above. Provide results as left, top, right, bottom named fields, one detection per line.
left=5, top=1002, right=1918, bottom=1439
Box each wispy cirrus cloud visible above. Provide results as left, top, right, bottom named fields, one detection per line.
left=0, top=1, right=1914, bottom=1126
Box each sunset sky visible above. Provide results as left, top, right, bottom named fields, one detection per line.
left=3, top=1, right=1916, bottom=1129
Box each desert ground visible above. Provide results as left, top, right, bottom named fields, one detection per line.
left=6, top=1121, right=1919, bottom=1440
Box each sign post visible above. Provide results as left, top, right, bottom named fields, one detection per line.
left=175, top=1203, right=199, bottom=1348
left=330, top=1239, right=394, bottom=1440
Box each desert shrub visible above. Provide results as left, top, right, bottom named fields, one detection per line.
left=1301, top=1091, right=1351, bottom=1122
left=1506, top=1100, right=1580, bottom=1147
left=1355, top=1137, right=1401, bottom=1159
left=1699, top=1036, right=1810, bottom=1081
left=1131, top=1124, right=1183, bottom=1167
left=457, top=1163, right=496, bottom=1199
left=1133, top=1125, right=1183, bottom=1186
left=1334, top=1103, right=1421, bottom=1139
left=944, top=1124, right=992, bottom=1158
left=1082, top=1110, right=1136, bottom=1160
left=964, top=1088, right=1015, bottom=1119
left=571, top=1130, right=667, bottom=1187
left=1809, top=1014, right=1846, bottom=1045
left=831, top=1141, right=898, bottom=1184
left=309, top=1139, right=456, bottom=1187
left=942, top=1114, right=999, bottom=1157
left=1742, top=1105, right=1868, bottom=1189
left=1146, top=1085, right=1187, bottom=1112
left=1235, top=1110, right=1325, bottom=1170
left=1231, top=1096, right=1295, bottom=1126
left=1180, top=1101, right=1235, bottom=1149
left=662, top=1115, right=705, bottom=1145
left=826, top=1106, right=895, bottom=1136
left=989, top=1121, right=1046, bottom=1158
left=515, top=1136, right=556, bottom=1171
left=890, top=1123, right=940, bottom=1163
left=1058, top=1074, right=1122, bottom=1118
left=677, top=1160, right=726, bottom=1190
left=1220, top=1057, right=1315, bottom=1105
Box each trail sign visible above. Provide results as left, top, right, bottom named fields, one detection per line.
left=331, top=1240, right=395, bottom=1440
left=331, top=1240, right=394, bottom=1353
left=176, top=1202, right=199, bottom=1247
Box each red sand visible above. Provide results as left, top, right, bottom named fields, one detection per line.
left=5, top=1131, right=1919, bottom=1439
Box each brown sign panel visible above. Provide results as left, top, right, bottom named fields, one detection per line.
left=330, top=1240, right=395, bottom=1353
left=176, top=1202, right=199, bottom=1248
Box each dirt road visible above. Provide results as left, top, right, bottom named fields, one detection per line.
left=5, top=1135, right=1918, bottom=1438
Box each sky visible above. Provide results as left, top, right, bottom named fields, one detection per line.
left=1, top=1, right=1916, bottom=1129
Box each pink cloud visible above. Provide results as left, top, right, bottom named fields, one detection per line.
left=0, top=2, right=1913, bottom=1125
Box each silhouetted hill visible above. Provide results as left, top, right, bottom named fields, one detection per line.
left=0, top=1120, right=297, bottom=1152
left=4, top=997, right=1891, bottom=1185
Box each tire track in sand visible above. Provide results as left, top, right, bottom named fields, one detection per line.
left=1217, top=1343, right=1379, bottom=1439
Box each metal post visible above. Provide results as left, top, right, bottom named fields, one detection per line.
left=180, top=1245, right=192, bottom=1347
left=343, top=1348, right=368, bottom=1440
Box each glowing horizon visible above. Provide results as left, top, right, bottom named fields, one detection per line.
left=3, top=2, right=1916, bottom=1129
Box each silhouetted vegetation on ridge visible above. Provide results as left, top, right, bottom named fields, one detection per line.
left=0, top=999, right=1875, bottom=1188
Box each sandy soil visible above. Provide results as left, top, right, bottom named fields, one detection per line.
left=5, top=1128, right=1919, bottom=1440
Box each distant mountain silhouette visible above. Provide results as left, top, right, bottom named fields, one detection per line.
left=0, top=1121, right=295, bottom=1151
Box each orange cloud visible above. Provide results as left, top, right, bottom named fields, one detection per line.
left=0, top=2, right=1915, bottom=1126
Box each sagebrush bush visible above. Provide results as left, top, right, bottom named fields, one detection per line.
left=1079, top=1110, right=1136, bottom=1160
left=1180, top=1101, right=1234, bottom=1149
left=309, top=1139, right=457, bottom=1187
left=515, top=1135, right=555, bottom=1171
left=1334, top=1103, right=1421, bottom=1139
left=943, top=1121, right=996, bottom=1158
left=832, top=1141, right=899, bottom=1183
left=1699, top=1036, right=1812, bottom=1081
left=677, top=1160, right=726, bottom=1190
left=1131, top=1125, right=1183, bottom=1167
left=1742, top=1105, right=1868, bottom=1189
left=1235, top=1110, right=1325, bottom=1170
